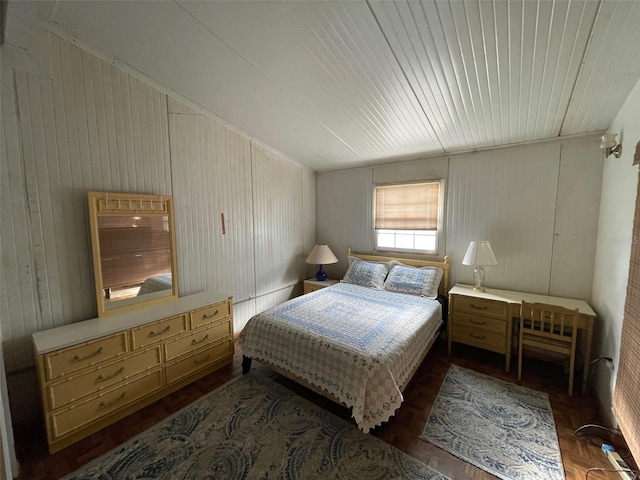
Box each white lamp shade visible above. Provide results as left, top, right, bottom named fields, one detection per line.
left=462, top=241, right=497, bottom=266
left=600, top=133, right=618, bottom=149
left=305, top=244, right=338, bottom=265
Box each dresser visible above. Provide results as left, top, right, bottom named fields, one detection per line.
left=32, top=291, right=233, bottom=453
left=448, top=284, right=596, bottom=390
left=303, top=278, right=339, bottom=294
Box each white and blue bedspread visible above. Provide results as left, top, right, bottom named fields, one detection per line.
left=239, top=282, right=442, bottom=432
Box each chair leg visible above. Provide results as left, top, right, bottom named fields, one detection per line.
left=568, top=349, right=576, bottom=397
left=518, top=339, right=523, bottom=381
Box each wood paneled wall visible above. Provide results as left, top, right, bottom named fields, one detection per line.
left=317, top=140, right=603, bottom=299
left=0, top=34, right=315, bottom=377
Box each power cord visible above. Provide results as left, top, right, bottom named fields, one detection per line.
left=575, top=424, right=631, bottom=459
left=585, top=467, right=638, bottom=479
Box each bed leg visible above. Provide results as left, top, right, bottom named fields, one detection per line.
left=242, top=356, right=252, bottom=374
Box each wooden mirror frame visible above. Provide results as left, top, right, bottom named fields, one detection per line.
left=88, top=191, right=179, bottom=317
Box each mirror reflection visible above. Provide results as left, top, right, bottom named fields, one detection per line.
left=98, top=214, right=172, bottom=305
left=88, top=192, right=178, bottom=317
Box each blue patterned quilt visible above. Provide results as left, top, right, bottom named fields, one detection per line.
left=239, top=282, right=442, bottom=431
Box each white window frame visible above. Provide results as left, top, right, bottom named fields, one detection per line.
left=372, top=179, right=445, bottom=257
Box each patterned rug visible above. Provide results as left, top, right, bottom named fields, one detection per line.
left=63, top=373, right=449, bottom=479
left=421, top=364, right=565, bottom=480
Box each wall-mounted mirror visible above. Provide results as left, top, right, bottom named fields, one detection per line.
left=88, top=191, right=179, bottom=317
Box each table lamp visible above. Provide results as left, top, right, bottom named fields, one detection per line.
left=305, top=244, right=338, bottom=281
left=462, top=241, right=497, bottom=292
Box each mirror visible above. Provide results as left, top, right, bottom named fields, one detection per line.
left=88, top=191, right=179, bottom=317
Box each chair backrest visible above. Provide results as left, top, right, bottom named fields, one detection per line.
left=520, top=302, right=579, bottom=342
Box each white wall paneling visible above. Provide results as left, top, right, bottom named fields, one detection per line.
left=550, top=139, right=603, bottom=300
left=447, top=144, right=560, bottom=294
left=317, top=139, right=602, bottom=298
left=168, top=98, right=255, bottom=302
left=1, top=34, right=314, bottom=430
left=591, top=77, right=640, bottom=425
left=316, top=167, right=375, bottom=279
left=251, top=143, right=304, bottom=301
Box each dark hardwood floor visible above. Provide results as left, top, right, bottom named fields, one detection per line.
left=13, top=338, right=633, bottom=480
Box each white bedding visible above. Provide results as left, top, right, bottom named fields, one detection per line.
left=137, top=273, right=172, bottom=296
left=238, top=282, right=442, bottom=432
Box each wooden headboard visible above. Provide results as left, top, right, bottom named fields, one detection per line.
left=347, top=249, right=450, bottom=297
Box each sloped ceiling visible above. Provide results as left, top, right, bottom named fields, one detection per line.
left=13, top=1, right=640, bottom=171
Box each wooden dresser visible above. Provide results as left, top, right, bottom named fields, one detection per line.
left=32, top=291, right=233, bottom=453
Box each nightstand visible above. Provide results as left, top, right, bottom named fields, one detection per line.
left=303, top=278, right=339, bottom=294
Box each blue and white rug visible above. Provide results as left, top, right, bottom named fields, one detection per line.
left=421, top=364, right=565, bottom=480
left=63, top=373, right=449, bottom=479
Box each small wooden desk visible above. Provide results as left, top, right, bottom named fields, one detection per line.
left=448, top=284, right=596, bottom=391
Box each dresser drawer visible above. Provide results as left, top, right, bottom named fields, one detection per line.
left=453, top=312, right=506, bottom=334
left=165, top=339, right=233, bottom=384
left=130, top=314, right=187, bottom=349
left=46, top=346, right=162, bottom=410
left=452, top=324, right=506, bottom=352
left=44, top=333, right=128, bottom=381
left=164, top=320, right=233, bottom=361
left=453, top=296, right=509, bottom=319
left=50, top=369, right=163, bottom=440
left=190, top=300, right=231, bottom=329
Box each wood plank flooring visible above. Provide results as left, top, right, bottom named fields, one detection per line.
left=13, top=338, right=634, bottom=480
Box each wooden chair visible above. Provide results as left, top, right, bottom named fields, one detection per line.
left=518, top=302, right=579, bottom=396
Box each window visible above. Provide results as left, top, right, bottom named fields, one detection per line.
left=374, top=180, right=444, bottom=255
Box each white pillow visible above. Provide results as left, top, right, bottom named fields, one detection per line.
left=383, top=263, right=443, bottom=299
left=342, top=259, right=389, bottom=289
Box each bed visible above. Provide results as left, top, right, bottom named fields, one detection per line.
left=137, top=273, right=172, bottom=296
left=238, top=250, right=450, bottom=432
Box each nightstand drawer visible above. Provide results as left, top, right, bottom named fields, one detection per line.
left=453, top=296, right=509, bottom=319
left=452, top=325, right=505, bottom=351
left=453, top=312, right=506, bottom=334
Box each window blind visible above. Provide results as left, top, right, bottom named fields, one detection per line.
left=375, top=182, right=440, bottom=230
left=612, top=169, right=640, bottom=465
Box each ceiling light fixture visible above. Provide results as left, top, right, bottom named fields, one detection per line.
left=600, top=133, right=622, bottom=159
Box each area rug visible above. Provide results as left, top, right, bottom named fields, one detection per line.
left=420, top=364, right=565, bottom=480
left=63, top=373, right=449, bottom=479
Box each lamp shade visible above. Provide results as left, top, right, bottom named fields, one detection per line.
left=462, top=241, right=497, bottom=266
left=305, top=244, right=338, bottom=265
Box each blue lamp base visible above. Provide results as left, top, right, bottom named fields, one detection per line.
left=315, top=265, right=327, bottom=281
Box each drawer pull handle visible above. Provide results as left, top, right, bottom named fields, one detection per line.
left=194, top=354, right=211, bottom=365
left=470, top=304, right=488, bottom=310
left=99, top=392, right=126, bottom=409
left=192, top=334, right=209, bottom=345
left=470, top=319, right=487, bottom=325
left=148, top=325, right=171, bottom=337
left=470, top=333, right=486, bottom=340
left=202, top=310, right=218, bottom=320
left=97, top=367, right=125, bottom=383
left=73, top=347, right=104, bottom=361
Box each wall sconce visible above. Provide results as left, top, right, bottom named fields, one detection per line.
left=600, top=133, right=622, bottom=159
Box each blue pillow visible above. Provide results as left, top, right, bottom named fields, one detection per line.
left=383, top=264, right=443, bottom=299
left=341, top=259, right=389, bottom=289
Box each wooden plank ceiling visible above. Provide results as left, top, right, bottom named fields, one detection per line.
left=38, top=0, right=640, bottom=171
